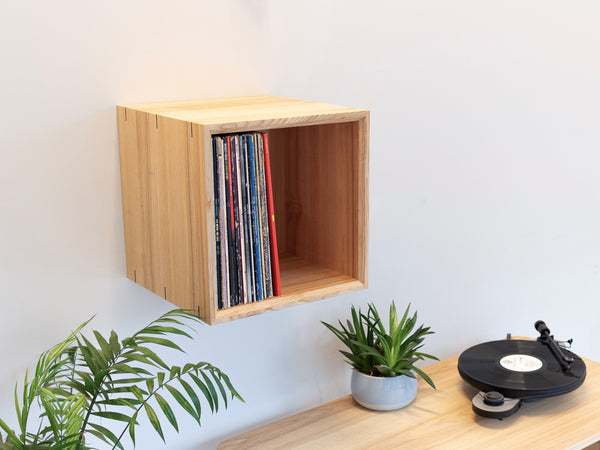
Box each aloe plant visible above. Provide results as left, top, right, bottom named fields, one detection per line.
left=0, top=309, right=242, bottom=449
left=322, top=302, right=438, bottom=388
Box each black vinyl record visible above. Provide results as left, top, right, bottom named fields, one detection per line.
left=458, top=339, right=586, bottom=399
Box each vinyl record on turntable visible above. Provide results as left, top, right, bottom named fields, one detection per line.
left=458, top=320, right=587, bottom=419
left=458, top=339, right=586, bottom=399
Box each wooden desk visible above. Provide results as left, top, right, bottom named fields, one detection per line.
left=219, top=354, right=600, bottom=449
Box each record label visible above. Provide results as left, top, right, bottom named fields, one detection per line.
left=499, top=354, right=543, bottom=372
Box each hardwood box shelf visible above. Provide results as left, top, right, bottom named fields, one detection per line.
left=117, top=96, right=369, bottom=325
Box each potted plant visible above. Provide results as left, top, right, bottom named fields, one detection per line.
left=322, top=302, right=438, bottom=411
left=0, top=309, right=243, bottom=449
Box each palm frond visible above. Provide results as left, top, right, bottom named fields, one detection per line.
left=0, top=309, right=241, bottom=450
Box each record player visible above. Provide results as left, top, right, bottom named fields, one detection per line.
left=458, top=320, right=586, bottom=419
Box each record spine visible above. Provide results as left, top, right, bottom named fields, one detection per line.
left=212, top=137, right=222, bottom=310
left=262, top=132, right=281, bottom=297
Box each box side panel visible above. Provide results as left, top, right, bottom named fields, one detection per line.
left=357, top=114, right=369, bottom=285
left=117, top=107, right=153, bottom=288
left=268, top=119, right=368, bottom=280
left=118, top=108, right=216, bottom=323
left=299, top=121, right=359, bottom=278
left=144, top=114, right=202, bottom=311
left=268, top=127, right=296, bottom=257
left=188, top=125, right=215, bottom=324
left=276, top=122, right=360, bottom=278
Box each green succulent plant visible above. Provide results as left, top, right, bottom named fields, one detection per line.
left=322, top=302, right=438, bottom=388
left=0, top=309, right=242, bottom=449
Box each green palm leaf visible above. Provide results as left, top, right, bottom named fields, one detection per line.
left=154, top=393, right=178, bottom=432
left=94, top=331, right=114, bottom=361
left=143, top=402, right=164, bottom=442
left=128, top=411, right=139, bottom=446
left=95, top=398, right=140, bottom=409
left=133, top=337, right=184, bottom=353
left=190, top=374, right=215, bottom=413
left=0, top=418, right=19, bottom=447
left=178, top=378, right=202, bottom=421
left=91, top=411, right=133, bottom=423
left=88, top=422, right=124, bottom=450
left=218, top=372, right=244, bottom=403
left=138, top=326, right=193, bottom=339
left=199, top=371, right=219, bottom=412
left=165, top=384, right=197, bottom=421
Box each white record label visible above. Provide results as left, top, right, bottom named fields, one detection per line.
left=499, top=354, right=543, bottom=372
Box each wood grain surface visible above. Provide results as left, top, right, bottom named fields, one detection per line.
left=219, top=354, right=600, bottom=449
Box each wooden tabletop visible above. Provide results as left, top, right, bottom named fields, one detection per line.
left=219, top=353, right=600, bottom=450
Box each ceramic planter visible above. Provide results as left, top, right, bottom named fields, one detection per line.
left=350, top=370, right=418, bottom=411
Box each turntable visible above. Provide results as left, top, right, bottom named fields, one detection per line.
left=458, top=320, right=586, bottom=419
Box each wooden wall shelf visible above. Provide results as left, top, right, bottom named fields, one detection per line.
left=117, top=96, right=369, bottom=325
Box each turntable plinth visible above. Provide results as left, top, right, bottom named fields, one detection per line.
left=219, top=354, right=600, bottom=450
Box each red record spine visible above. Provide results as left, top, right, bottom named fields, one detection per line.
left=226, top=136, right=235, bottom=235
left=261, top=133, right=281, bottom=296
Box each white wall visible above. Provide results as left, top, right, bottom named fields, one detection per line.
left=1, top=1, right=599, bottom=448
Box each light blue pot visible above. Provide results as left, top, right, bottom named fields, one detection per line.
left=350, top=370, right=418, bottom=411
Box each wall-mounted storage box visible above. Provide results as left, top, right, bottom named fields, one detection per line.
left=117, top=96, right=369, bottom=324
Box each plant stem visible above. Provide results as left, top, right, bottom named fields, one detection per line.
left=77, top=349, right=126, bottom=447
left=77, top=310, right=179, bottom=448
left=76, top=383, right=102, bottom=449
left=111, top=375, right=178, bottom=449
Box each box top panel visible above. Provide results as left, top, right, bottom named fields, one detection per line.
left=119, top=95, right=368, bottom=129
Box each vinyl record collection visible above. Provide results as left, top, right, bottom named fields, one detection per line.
left=212, top=132, right=281, bottom=310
